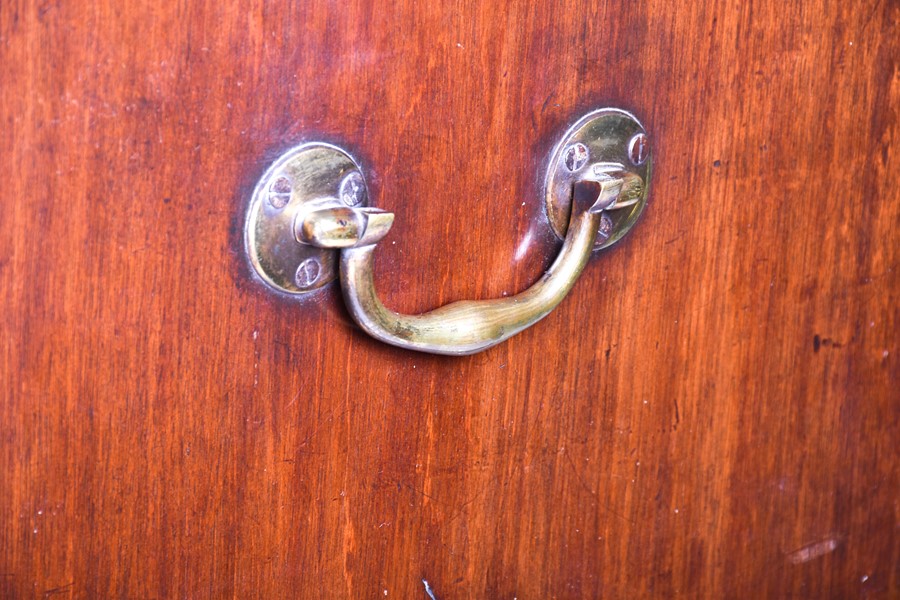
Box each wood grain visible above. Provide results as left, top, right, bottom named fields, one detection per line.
left=1, top=0, right=897, bottom=597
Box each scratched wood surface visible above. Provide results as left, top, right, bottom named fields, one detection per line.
left=1, top=0, right=897, bottom=598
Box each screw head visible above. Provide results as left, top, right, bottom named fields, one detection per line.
left=340, top=171, right=366, bottom=206
left=268, top=175, right=292, bottom=209
left=628, top=133, right=649, bottom=166
left=564, top=143, right=589, bottom=172
left=598, top=214, right=614, bottom=240
left=294, top=258, right=322, bottom=289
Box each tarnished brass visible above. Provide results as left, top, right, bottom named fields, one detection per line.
left=332, top=178, right=626, bottom=355
left=545, top=108, right=651, bottom=249
left=245, top=109, right=652, bottom=354
left=296, top=207, right=395, bottom=249
left=245, top=143, right=367, bottom=293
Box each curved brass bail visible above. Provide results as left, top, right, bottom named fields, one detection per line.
left=299, top=178, right=624, bottom=355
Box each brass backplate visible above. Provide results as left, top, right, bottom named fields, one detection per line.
left=545, top=109, right=652, bottom=250
left=245, top=143, right=368, bottom=294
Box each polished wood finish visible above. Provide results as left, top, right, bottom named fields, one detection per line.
left=1, top=1, right=897, bottom=597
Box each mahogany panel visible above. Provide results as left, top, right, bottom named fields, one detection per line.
left=1, top=0, right=897, bottom=598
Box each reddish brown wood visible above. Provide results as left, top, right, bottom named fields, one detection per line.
left=1, top=1, right=897, bottom=597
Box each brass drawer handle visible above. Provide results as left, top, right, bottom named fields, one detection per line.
left=245, top=108, right=651, bottom=355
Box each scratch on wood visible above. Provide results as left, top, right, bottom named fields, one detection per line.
left=787, top=537, right=840, bottom=564
left=42, top=581, right=74, bottom=597
left=422, top=579, right=438, bottom=600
